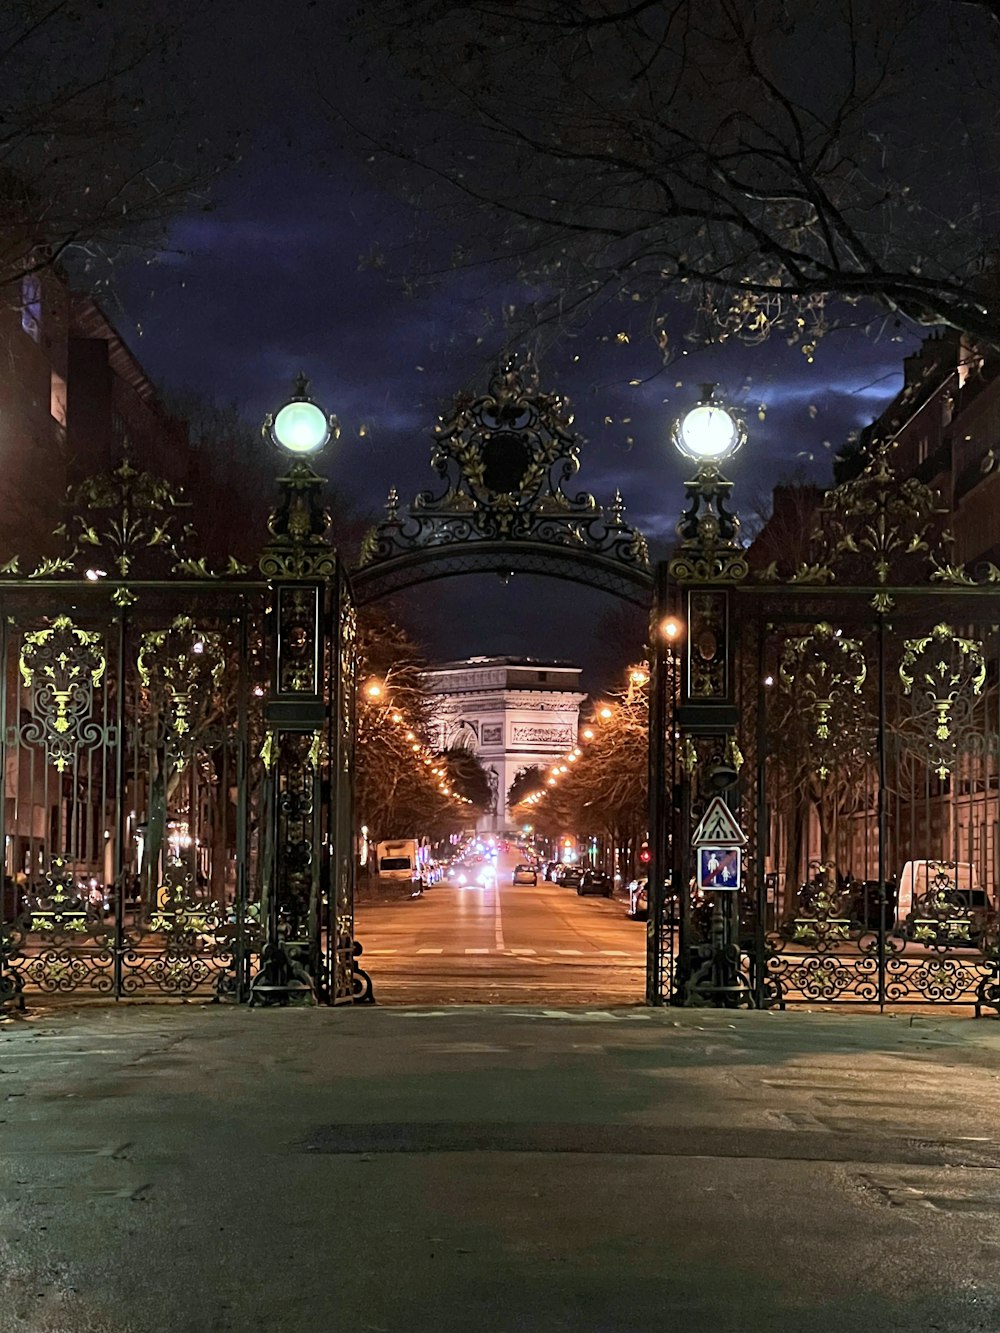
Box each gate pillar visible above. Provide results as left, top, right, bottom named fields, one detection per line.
left=251, top=379, right=339, bottom=1005
left=667, top=388, right=752, bottom=1007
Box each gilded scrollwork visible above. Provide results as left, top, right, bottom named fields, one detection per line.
left=898, top=623, right=986, bottom=779
left=778, top=623, right=867, bottom=781
left=19, top=615, right=106, bottom=772
left=811, top=447, right=948, bottom=586
left=260, top=459, right=336, bottom=582
left=137, top=616, right=226, bottom=765
left=669, top=461, right=747, bottom=586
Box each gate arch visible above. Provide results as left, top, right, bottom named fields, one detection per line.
left=349, top=358, right=653, bottom=606
left=347, top=357, right=666, bottom=1003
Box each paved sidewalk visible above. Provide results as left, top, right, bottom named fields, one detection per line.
left=2, top=1003, right=1000, bottom=1331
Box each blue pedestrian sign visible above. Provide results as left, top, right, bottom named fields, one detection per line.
left=698, top=846, right=741, bottom=891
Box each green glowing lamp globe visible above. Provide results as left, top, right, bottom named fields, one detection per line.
left=272, top=399, right=331, bottom=455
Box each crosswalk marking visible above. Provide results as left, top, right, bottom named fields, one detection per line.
left=465, top=948, right=489, bottom=954
left=417, top=947, right=444, bottom=954
left=365, top=949, right=398, bottom=955
left=506, top=947, right=536, bottom=955
left=555, top=949, right=583, bottom=955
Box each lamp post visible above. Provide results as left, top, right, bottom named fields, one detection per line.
left=667, top=385, right=751, bottom=1007
left=251, top=375, right=339, bottom=1005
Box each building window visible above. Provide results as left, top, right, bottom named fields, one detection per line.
left=20, top=275, right=41, bottom=342
left=50, top=371, right=67, bottom=427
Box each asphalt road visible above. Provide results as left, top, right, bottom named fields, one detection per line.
left=3, top=1003, right=1000, bottom=1332
left=356, top=850, right=646, bottom=1005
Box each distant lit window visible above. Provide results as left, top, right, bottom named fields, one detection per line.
left=20, top=275, right=41, bottom=341
left=50, top=371, right=66, bottom=426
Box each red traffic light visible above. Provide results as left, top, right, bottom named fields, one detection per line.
left=639, top=843, right=651, bottom=864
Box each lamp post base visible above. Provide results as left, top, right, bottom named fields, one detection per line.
left=249, top=939, right=317, bottom=1007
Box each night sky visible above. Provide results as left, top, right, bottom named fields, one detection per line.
left=110, top=6, right=919, bottom=686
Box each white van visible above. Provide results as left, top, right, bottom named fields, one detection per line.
left=896, top=860, right=989, bottom=941
left=375, top=839, right=420, bottom=883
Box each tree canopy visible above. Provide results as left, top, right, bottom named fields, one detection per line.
left=351, top=0, right=1000, bottom=351
left=0, top=1, right=235, bottom=299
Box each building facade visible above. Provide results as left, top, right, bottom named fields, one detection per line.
left=422, top=657, right=586, bottom=832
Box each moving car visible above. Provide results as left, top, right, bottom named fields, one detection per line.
left=512, top=864, right=538, bottom=886
left=577, top=870, right=612, bottom=897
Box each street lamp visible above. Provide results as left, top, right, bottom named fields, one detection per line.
left=252, top=374, right=343, bottom=1007
left=663, top=384, right=751, bottom=1009
left=265, top=373, right=336, bottom=457
left=671, top=385, right=746, bottom=467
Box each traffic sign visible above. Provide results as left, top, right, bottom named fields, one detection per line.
left=698, top=846, right=742, bottom=891
left=692, top=795, right=746, bottom=847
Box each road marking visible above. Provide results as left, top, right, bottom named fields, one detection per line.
left=365, top=949, right=398, bottom=955
left=555, top=949, right=583, bottom=955
left=417, top=948, right=443, bottom=954
left=494, top=879, right=505, bottom=951
left=465, top=948, right=489, bottom=954
left=506, top=947, right=536, bottom=955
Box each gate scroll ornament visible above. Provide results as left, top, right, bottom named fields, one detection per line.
left=19, top=616, right=107, bottom=772
left=778, top=623, right=867, bottom=782
left=356, top=358, right=650, bottom=598
left=137, top=616, right=226, bottom=767
left=898, top=623, right=986, bottom=780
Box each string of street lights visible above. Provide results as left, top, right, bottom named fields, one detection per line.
left=515, top=613, right=683, bottom=821
left=363, top=677, right=475, bottom=807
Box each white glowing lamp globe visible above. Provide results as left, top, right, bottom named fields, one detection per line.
left=272, top=398, right=331, bottom=455
left=673, top=392, right=745, bottom=464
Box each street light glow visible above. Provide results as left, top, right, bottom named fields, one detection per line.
left=272, top=398, right=331, bottom=454
left=671, top=385, right=745, bottom=465
left=660, top=616, right=682, bottom=641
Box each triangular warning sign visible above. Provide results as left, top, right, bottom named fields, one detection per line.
left=692, top=795, right=747, bottom=847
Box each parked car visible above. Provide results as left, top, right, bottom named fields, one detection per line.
left=512, top=864, right=538, bottom=886
left=577, top=870, right=612, bottom=898
left=556, top=865, right=582, bottom=887
left=627, top=877, right=648, bottom=920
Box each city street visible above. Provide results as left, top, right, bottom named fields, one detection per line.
left=356, top=849, right=646, bottom=1005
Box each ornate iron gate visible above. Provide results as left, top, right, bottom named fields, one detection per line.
left=662, top=446, right=1000, bottom=1013
left=0, top=450, right=360, bottom=1010
left=742, top=586, right=1000, bottom=1011
left=0, top=582, right=270, bottom=1005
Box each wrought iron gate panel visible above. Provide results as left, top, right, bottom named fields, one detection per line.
left=0, top=586, right=269, bottom=1006
left=739, top=588, right=1000, bottom=1010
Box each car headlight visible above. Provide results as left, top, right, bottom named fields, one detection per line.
left=457, top=873, right=467, bottom=885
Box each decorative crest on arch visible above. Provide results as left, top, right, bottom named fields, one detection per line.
left=357, top=358, right=649, bottom=573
